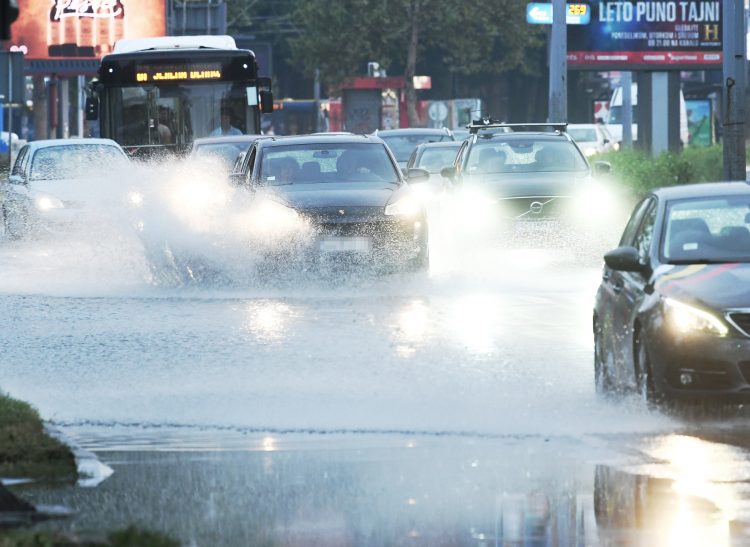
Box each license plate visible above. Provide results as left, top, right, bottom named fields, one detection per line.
left=514, top=220, right=560, bottom=234
left=319, top=237, right=371, bottom=253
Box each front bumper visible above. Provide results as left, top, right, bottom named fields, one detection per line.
left=648, top=327, right=750, bottom=401
left=260, top=208, right=427, bottom=271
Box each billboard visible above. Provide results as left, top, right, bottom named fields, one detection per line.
left=8, top=0, right=166, bottom=61
left=568, top=0, right=722, bottom=69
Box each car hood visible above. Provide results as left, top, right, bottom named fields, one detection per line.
left=261, top=182, right=399, bottom=209
left=654, top=263, right=750, bottom=310
left=22, top=179, right=104, bottom=202
left=464, top=171, right=589, bottom=199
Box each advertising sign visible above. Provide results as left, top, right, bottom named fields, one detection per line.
left=568, top=0, right=722, bottom=69
left=526, top=3, right=591, bottom=25
left=685, top=98, right=713, bottom=146
left=8, top=0, right=166, bottom=61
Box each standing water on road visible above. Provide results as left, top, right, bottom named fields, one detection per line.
left=7, top=157, right=749, bottom=545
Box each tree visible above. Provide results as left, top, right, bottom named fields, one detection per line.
left=290, top=0, right=544, bottom=125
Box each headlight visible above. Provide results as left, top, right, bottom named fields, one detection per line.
left=573, top=183, right=616, bottom=221
left=248, top=199, right=301, bottom=235
left=128, top=191, right=144, bottom=207
left=385, top=196, right=421, bottom=217
left=583, top=147, right=598, bottom=157
left=34, top=194, right=64, bottom=211
left=664, top=297, right=728, bottom=337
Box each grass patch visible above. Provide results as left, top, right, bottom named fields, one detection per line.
left=0, top=394, right=76, bottom=481
left=0, top=526, right=180, bottom=547
left=594, top=145, right=726, bottom=196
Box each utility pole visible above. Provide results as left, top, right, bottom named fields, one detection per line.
left=722, top=0, right=746, bottom=180
left=548, top=0, right=567, bottom=122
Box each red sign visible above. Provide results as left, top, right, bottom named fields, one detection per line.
left=8, top=0, right=166, bottom=61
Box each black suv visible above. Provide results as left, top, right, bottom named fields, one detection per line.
left=441, top=120, right=611, bottom=228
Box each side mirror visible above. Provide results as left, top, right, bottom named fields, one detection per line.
left=593, top=161, right=611, bottom=176
left=603, top=246, right=645, bottom=273
left=440, top=166, right=456, bottom=181
left=603, top=138, right=610, bottom=145
left=407, top=168, right=430, bottom=183
left=259, top=90, right=274, bottom=114
left=85, top=97, right=99, bottom=121
left=8, top=174, right=26, bottom=185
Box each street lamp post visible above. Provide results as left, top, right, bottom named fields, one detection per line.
left=548, top=0, right=567, bottom=123
left=722, top=0, right=746, bottom=180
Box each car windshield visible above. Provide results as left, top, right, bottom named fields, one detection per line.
left=568, top=128, right=597, bottom=142
left=29, top=145, right=127, bottom=181
left=381, top=134, right=451, bottom=162
left=260, top=143, right=399, bottom=186
left=663, top=196, right=750, bottom=263
left=192, top=143, right=249, bottom=168
left=466, top=139, right=588, bottom=174
left=415, top=147, right=460, bottom=173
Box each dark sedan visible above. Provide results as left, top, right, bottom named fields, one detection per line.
left=593, top=182, right=750, bottom=404
left=230, top=135, right=429, bottom=272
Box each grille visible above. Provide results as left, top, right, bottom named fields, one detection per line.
left=728, top=313, right=750, bottom=337
left=501, top=197, right=569, bottom=220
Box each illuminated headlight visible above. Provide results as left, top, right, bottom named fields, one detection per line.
left=128, top=191, right=144, bottom=207
left=410, top=183, right=435, bottom=202
left=664, top=297, right=728, bottom=337
left=385, top=196, right=421, bottom=217
left=573, top=183, right=615, bottom=220
left=583, top=147, right=598, bottom=157
left=249, top=199, right=300, bottom=234
left=34, top=194, right=64, bottom=211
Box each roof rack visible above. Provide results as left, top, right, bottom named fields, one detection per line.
left=467, top=118, right=568, bottom=134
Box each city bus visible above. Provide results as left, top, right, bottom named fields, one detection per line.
left=86, top=35, right=273, bottom=156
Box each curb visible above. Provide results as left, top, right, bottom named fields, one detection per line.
left=44, top=425, right=114, bottom=488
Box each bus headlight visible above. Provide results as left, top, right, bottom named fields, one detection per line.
left=664, top=298, right=728, bottom=337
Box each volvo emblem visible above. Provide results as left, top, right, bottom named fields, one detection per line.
left=529, top=201, right=544, bottom=214
left=338, top=209, right=346, bottom=216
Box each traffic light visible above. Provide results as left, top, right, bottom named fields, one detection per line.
left=1, top=0, right=20, bottom=41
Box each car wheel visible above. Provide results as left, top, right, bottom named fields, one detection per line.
left=406, top=241, right=430, bottom=273
left=634, top=329, right=664, bottom=407
left=593, top=319, right=613, bottom=396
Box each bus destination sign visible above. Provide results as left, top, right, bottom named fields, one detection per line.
left=135, top=63, right=223, bottom=82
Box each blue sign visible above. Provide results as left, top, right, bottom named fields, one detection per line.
left=526, top=3, right=591, bottom=25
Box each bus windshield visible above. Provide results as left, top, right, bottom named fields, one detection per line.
left=103, top=82, right=256, bottom=150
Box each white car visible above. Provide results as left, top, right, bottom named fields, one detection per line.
left=567, top=124, right=617, bottom=157
left=1, top=138, right=129, bottom=239
left=605, top=83, right=689, bottom=146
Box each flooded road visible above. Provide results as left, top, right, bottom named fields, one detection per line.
left=2, top=204, right=750, bottom=545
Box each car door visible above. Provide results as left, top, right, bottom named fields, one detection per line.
left=612, top=198, right=658, bottom=387
left=597, top=197, right=653, bottom=386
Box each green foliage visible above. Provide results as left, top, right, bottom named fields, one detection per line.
left=289, top=0, right=544, bottom=86
left=0, top=394, right=76, bottom=481
left=108, top=527, right=180, bottom=547
left=595, top=145, right=726, bottom=196
left=0, top=527, right=179, bottom=547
